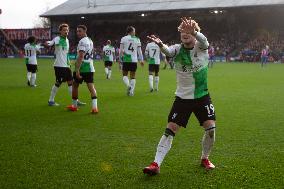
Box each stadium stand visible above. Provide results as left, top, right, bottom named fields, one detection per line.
left=1, top=0, right=284, bottom=62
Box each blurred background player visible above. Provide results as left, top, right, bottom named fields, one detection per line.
left=143, top=17, right=216, bottom=175
left=119, top=26, right=144, bottom=96
left=45, top=23, right=85, bottom=106
left=261, top=45, right=269, bottom=67
left=103, top=40, right=115, bottom=79
left=208, top=44, right=215, bottom=68
left=24, top=36, right=41, bottom=87
left=145, top=39, right=161, bottom=92
left=67, top=25, right=98, bottom=114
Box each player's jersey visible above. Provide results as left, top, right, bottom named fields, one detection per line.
left=77, top=36, right=94, bottom=73
left=47, top=36, right=70, bottom=68
left=103, top=45, right=115, bottom=62
left=161, top=32, right=209, bottom=99
left=120, top=35, right=142, bottom=63
left=24, top=43, right=41, bottom=65
left=145, top=42, right=161, bottom=65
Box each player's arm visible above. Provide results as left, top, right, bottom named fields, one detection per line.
left=145, top=45, right=149, bottom=59
left=35, top=44, right=42, bottom=53
left=75, top=50, right=84, bottom=79
left=147, top=35, right=177, bottom=57
left=44, top=38, right=56, bottom=47
left=137, top=45, right=144, bottom=66
left=119, top=43, right=124, bottom=62
left=161, top=52, right=168, bottom=64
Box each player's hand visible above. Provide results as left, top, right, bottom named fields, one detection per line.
left=178, top=17, right=197, bottom=35
left=147, top=35, right=163, bottom=47
left=76, top=71, right=82, bottom=79
left=140, top=61, right=144, bottom=67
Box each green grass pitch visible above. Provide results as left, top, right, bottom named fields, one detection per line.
left=0, top=58, right=283, bottom=188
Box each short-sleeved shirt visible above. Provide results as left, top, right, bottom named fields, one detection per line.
left=47, top=36, right=70, bottom=67
left=24, top=43, right=41, bottom=65
left=120, top=35, right=141, bottom=63
left=77, top=37, right=95, bottom=73
left=103, top=45, right=115, bottom=62
left=145, top=42, right=161, bottom=65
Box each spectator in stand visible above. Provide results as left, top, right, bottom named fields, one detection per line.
left=261, top=45, right=269, bottom=67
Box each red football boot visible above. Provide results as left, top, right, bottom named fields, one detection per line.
left=143, top=162, right=160, bottom=175
left=66, top=105, right=78, bottom=112
left=201, top=159, right=215, bottom=170
left=91, top=108, right=99, bottom=114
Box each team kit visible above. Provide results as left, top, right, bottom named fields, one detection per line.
left=24, top=17, right=217, bottom=174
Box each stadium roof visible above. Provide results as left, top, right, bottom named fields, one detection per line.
left=41, top=0, right=284, bottom=17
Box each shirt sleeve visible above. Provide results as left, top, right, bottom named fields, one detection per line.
left=195, top=32, right=209, bottom=50
left=77, top=40, right=86, bottom=52
left=46, top=37, right=58, bottom=46
left=161, top=44, right=180, bottom=58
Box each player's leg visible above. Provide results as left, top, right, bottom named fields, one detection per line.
left=143, top=97, right=191, bottom=175
left=108, top=62, right=113, bottom=79
left=194, top=95, right=216, bottom=170
left=154, top=122, right=180, bottom=166
left=48, top=67, right=61, bottom=106
left=122, top=62, right=131, bottom=94
left=149, top=73, right=154, bottom=92
left=48, top=81, right=61, bottom=106
left=71, top=81, right=79, bottom=110
left=82, top=72, right=98, bottom=113
left=67, top=72, right=82, bottom=111
left=201, top=120, right=216, bottom=170
left=148, top=64, right=154, bottom=92
left=26, top=64, right=31, bottom=86
left=129, top=63, right=137, bottom=96
left=30, top=65, right=37, bottom=87
left=129, top=71, right=136, bottom=96
left=154, top=65, right=160, bottom=91
left=143, top=122, right=180, bottom=175
left=87, top=82, right=98, bottom=114
left=27, top=72, right=31, bottom=86
left=64, top=68, right=85, bottom=106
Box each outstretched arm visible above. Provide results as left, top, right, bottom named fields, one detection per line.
left=45, top=38, right=55, bottom=47
left=147, top=35, right=176, bottom=57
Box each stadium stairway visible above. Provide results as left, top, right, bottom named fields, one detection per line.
left=0, top=29, right=19, bottom=55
